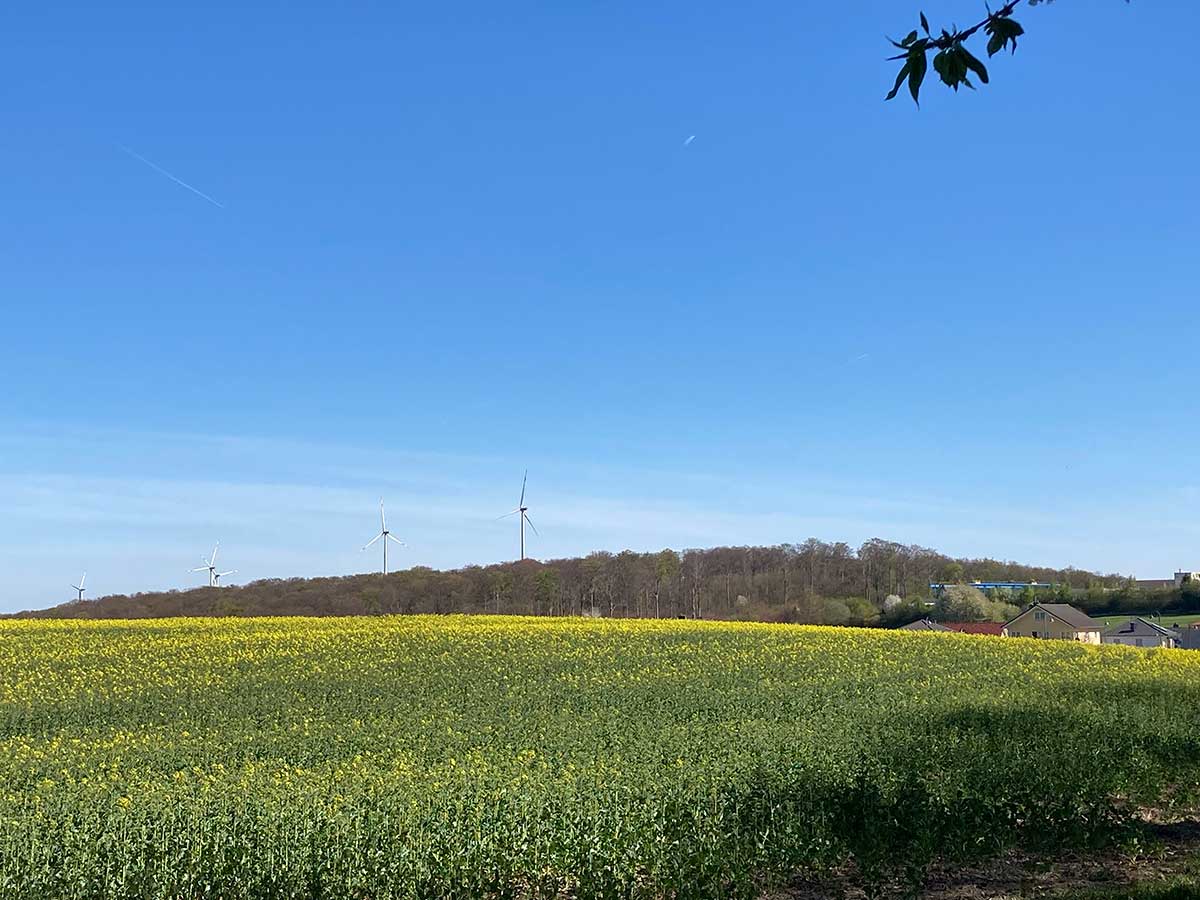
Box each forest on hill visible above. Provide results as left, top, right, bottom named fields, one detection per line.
left=17, top=538, right=1179, bottom=626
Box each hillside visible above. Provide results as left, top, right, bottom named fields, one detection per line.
left=11, top=539, right=1143, bottom=624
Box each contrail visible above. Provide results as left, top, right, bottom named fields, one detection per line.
left=118, top=145, right=224, bottom=209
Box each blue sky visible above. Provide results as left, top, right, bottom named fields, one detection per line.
left=3, top=1, right=1198, bottom=611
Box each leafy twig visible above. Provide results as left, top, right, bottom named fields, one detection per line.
left=888, top=1, right=1129, bottom=105
left=885, top=1, right=1028, bottom=105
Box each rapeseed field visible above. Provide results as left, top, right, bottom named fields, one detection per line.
left=1, top=616, right=1197, bottom=898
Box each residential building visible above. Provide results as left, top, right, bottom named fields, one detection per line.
left=1134, top=572, right=1198, bottom=591
left=1002, top=603, right=1102, bottom=644
left=899, top=619, right=952, bottom=632
left=1175, top=624, right=1200, bottom=650
left=1102, top=617, right=1177, bottom=649
left=943, top=622, right=1005, bottom=636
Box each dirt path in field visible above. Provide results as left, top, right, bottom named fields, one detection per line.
left=767, top=821, right=1200, bottom=899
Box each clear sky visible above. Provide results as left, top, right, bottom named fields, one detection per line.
left=3, top=1, right=1197, bottom=612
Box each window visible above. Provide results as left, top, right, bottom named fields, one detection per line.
left=1034, top=610, right=1046, bottom=621
left=1135, top=638, right=1143, bottom=647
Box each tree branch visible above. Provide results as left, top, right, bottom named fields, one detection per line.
left=888, top=1, right=1128, bottom=105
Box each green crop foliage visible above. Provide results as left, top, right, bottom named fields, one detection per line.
left=1, top=616, right=1197, bottom=898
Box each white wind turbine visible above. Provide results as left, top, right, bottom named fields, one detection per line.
left=71, top=572, right=87, bottom=601
left=499, top=469, right=538, bottom=560
left=362, top=499, right=405, bottom=575
left=192, top=542, right=221, bottom=587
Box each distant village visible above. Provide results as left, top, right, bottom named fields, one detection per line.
left=903, top=571, right=1200, bottom=649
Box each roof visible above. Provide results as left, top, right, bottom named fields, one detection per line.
left=900, top=619, right=952, bottom=632
left=1102, top=617, right=1176, bottom=639
left=1003, top=602, right=1100, bottom=632
left=1039, top=603, right=1101, bottom=630
left=943, top=622, right=1005, bottom=635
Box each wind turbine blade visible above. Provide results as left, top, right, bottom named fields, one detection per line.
left=218, top=570, right=237, bottom=577
left=191, top=566, right=209, bottom=572
left=363, top=532, right=383, bottom=549
left=497, top=510, right=520, bottom=520
left=387, top=533, right=406, bottom=546
left=520, top=469, right=527, bottom=507
left=380, top=498, right=386, bottom=531
left=211, top=543, right=219, bottom=567
left=523, top=513, right=539, bottom=537
left=79, top=573, right=86, bottom=589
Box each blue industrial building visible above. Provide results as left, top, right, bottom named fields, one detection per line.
left=928, top=581, right=1054, bottom=595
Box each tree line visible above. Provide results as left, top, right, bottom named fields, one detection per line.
left=1072, top=578, right=1200, bottom=618
left=14, top=538, right=1144, bottom=626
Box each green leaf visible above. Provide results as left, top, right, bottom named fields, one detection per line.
left=908, top=49, right=927, bottom=105
left=953, top=49, right=969, bottom=83
left=1006, top=18, right=1025, bottom=53
left=985, top=15, right=1025, bottom=56
left=932, top=49, right=952, bottom=86
left=885, top=61, right=911, bottom=101
left=902, top=30, right=919, bottom=47
left=959, top=45, right=990, bottom=84
left=919, top=11, right=930, bottom=35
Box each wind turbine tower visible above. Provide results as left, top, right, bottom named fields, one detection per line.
left=71, top=572, right=86, bottom=601
left=363, top=499, right=405, bottom=575
left=192, top=543, right=221, bottom=587
left=500, top=470, right=539, bottom=561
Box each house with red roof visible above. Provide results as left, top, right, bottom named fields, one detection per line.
left=943, top=622, right=1005, bottom=636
